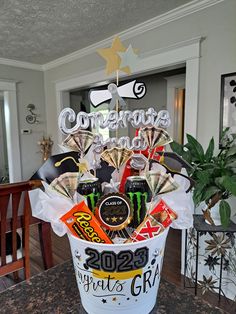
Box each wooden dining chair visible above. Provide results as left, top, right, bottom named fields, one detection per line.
left=0, top=181, right=32, bottom=280
left=0, top=180, right=54, bottom=281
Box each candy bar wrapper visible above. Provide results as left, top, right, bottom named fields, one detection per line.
left=150, top=199, right=177, bottom=228
left=60, top=201, right=113, bottom=244
left=125, top=215, right=164, bottom=243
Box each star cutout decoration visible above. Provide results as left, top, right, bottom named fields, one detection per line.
left=102, top=299, right=107, bottom=304
left=97, top=36, right=130, bottom=75
left=118, top=44, right=139, bottom=74
left=111, top=216, right=118, bottom=222
left=74, top=250, right=81, bottom=261
left=153, top=249, right=159, bottom=258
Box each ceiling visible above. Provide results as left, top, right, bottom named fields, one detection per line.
left=0, top=0, right=192, bottom=65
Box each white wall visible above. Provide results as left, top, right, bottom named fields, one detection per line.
left=44, top=0, right=236, bottom=151
left=0, top=65, right=46, bottom=180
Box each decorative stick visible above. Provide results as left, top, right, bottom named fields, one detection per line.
left=116, top=70, right=119, bottom=139
left=145, top=150, right=152, bottom=171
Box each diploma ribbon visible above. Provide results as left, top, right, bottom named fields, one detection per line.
left=108, top=83, right=126, bottom=110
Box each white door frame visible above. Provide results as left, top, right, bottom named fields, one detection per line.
left=0, top=80, right=22, bottom=182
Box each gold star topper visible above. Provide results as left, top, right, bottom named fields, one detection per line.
left=97, top=36, right=138, bottom=75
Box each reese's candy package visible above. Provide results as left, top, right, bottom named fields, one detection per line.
left=150, top=199, right=177, bottom=228
left=60, top=201, right=113, bottom=244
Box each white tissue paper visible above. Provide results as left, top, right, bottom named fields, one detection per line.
left=29, top=182, right=86, bottom=236
left=150, top=163, right=194, bottom=229
left=161, top=171, right=194, bottom=229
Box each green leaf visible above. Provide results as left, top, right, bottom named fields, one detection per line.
left=193, top=188, right=204, bottom=205
left=222, top=176, right=236, bottom=196
left=203, top=186, right=220, bottom=202
left=186, top=134, right=205, bottom=162
left=220, top=127, right=230, bottom=143
left=219, top=200, right=231, bottom=228
left=225, top=160, right=236, bottom=169
left=205, top=137, right=214, bottom=162
left=226, top=146, right=236, bottom=158
left=193, top=182, right=208, bottom=205
left=200, top=163, right=216, bottom=169
left=181, top=150, right=192, bottom=164
left=214, top=177, right=224, bottom=189
left=196, top=170, right=212, bottom=184
left=170, top=141, right=184, bottom=156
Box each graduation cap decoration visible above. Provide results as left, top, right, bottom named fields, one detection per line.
left=151, top=152, right=193, bottom=173
left=31, top=152, right=115, bottom=184
left=150, top=152, right=194, bottom=193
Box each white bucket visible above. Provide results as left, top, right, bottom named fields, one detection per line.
left=68, top=228, right=169, bottom=314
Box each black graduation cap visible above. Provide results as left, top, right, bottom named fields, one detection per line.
left=30, top=152, right=115, bottom=184
left=150, top=152, right=194, bottom=192
left=152, top=151, right=193, bottom=172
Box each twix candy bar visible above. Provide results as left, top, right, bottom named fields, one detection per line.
left=150, top=199, right=177, bottom=228
left=60, top=201, right=112, bottom=244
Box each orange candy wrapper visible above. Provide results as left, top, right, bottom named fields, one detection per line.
left=60, top=201, right=112, bottom=244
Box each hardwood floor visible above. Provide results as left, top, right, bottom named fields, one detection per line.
left=0, top=226, right=235, bottom=313
left=0, top=225, right=71, bottom=292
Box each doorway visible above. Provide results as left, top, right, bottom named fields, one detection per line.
left=0, top=80, right=22, bottom=183
left=0, top=92, right=9, bottom=183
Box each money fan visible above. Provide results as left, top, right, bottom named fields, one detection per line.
left=140, top=127, right=172, bottom=150
left=63, top=130, right=94, bottom=156
left=50, top=172, right=81, bottom=199
left=101, top=147, right=133, bottom=171
left=145, top=170, right=179, bottom=196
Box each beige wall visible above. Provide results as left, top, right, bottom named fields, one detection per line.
left=44, top=0, right=236, bottom=151
left=0, top=64, right=46, bottom=180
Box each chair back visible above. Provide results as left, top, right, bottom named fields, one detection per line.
left=0, top=181, right=33, bottom=279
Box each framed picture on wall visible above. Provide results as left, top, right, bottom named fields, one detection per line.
left=219, top=72, right=236, bottom=147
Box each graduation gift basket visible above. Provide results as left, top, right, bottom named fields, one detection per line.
left=30, top=37, right=194, bottom=314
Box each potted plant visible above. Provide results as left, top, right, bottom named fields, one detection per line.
left=170, top=129, right=236, bottom=227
